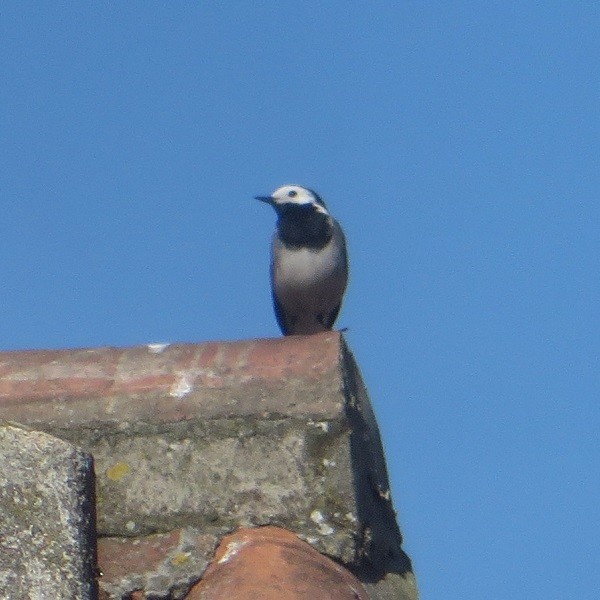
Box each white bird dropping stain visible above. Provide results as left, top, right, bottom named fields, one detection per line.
left=310, top=510, right=334, bottom=535
left=218, top=539, right=248, bottom=564
left=169, top=373, right=192, bottom=398
left=147, top=343, right=170, bottom=354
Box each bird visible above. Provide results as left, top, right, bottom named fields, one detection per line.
left=255, top=184, right=348, bottom=336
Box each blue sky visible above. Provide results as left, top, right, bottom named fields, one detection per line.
left=2, top=3, right=599, bottom=598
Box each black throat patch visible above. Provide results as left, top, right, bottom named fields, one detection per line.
left=276, top=203, right=333, bottom=250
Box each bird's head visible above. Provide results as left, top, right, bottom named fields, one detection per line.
left=255, top=185, right=329, bottom=216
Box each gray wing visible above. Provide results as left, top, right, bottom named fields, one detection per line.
left=319, top=303, right=342, bottom=329
left=322, top=219, right=348, bottom=329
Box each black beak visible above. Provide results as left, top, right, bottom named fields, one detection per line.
left=255, top=195, right=274, bottom=204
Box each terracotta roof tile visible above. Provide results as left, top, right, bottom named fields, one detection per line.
left=0, top=332, right=343, bottom=426
left=187, top=526, right=370, bottom=600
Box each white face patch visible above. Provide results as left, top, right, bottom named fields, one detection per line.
left=270, top=184, right=329, bottom=215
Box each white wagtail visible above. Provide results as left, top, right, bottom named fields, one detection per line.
left=255, top=184, right=348, bottom=336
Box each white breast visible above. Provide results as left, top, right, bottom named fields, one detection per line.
left=276, top=244, right=338, bottom=287
left=271, top=231, right=347, bottom=314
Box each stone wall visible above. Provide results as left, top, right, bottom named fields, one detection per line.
left=0, top=332, right=418, bottom=599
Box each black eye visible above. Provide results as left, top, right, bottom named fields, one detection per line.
left=287, top=190, right=297, bottom=198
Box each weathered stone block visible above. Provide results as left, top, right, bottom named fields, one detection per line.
left=98, top=529, right=217, bottom=599
left=0, top=423, right=97, bottom=599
